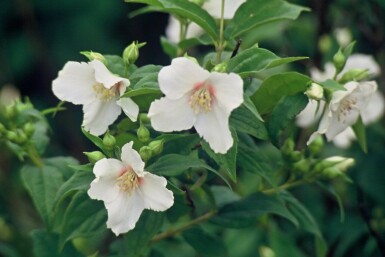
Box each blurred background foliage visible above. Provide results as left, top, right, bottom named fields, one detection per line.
left=1, top=0, right=385, bottom=256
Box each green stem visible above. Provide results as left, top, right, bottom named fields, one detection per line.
left=27, top=146, right=44, bottom=168
left=151, top=210, right=216, bottom=243
left=261, top=179, right=306, bottom=195
left=215, top=0, right=225, bottom=64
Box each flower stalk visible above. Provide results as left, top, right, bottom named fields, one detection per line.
left=216, top=0, right=226, bottom=64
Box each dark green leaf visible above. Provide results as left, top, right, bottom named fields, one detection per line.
left=104, top=55, right=126, bottom=78
left=31, top=229, right=83, bottom=257
left=59, top=192, right=106, bottom=248
left=201, top=129, right=238, bottom=182
left=126, top=0, right=218, bottom=40
left=251, top=72, right=311, bottom=115
left=81, top=128, right=105, bottom=151
left=225, top=0, right=309, bottom=38
left=211, top=192, right=298, bottom=228
left=160, top=36, right=177, bottom=59
left=319, top=79, right=345, bottom=92
left=227, top=47, right=307, bottom=77
left=342, top=41, right=356, bottom=58
left=183, top=228, right=228, bottom=257
left=158, top=133, right=200, bottom=155
left=352, top=116, right=367, bottom=153
left=267, top=94, right=308, bottom=146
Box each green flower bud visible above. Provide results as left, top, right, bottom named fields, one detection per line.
left=84, top=151, right=106, bottom=164
left=281, top=138, right=295, bottom=157
left=259, top=246, right=276, bottom=257
left=323, top=156, right=355, bottom=172
left=212, top=61, right=229, bottom=73
left=148, top=139, right=164, bottom=156
left=322, top=167, right=343, bottom=179
left=5, top=104, right=17, bottom=119
left=339, top=69, right=369, bottom=84
left=139, top=113, right=150, bottom=123
left=123, top=42, right=146, bottom=65
left=292, top=159, right=311, bottom=174
left=137, top=122, right=150, bottom=143
left=318, top=34, right=333, bottom=54
left=103, top=131, right=116, bottom=150
left=290, top=151, right=302, bottom=162
left=333, top=49, right=346, bottom=74
left=308, top=135, right=324, bottom=156
left=305, top=83, right=324, bottom=101
left=80, top=51, right=106, bottom=64
left=15, top=130, right=28, bottom=144
left=23, top=122, right=35, bottom=136
left=139, top=146, right=152, bottom=162
left=5, top=131, right=17, bottom=142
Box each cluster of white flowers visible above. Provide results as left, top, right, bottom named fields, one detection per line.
left=297, top=54, right=384, bottom=148
left=52, top=54, right=243, bottom=235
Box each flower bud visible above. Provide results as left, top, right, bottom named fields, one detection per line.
left=23, top=122, right=35, bottom=137
left=259, top=246, right=276, bottom=257
left=103, top=131, right=116, bottom=150
left=80, top=51, right=106, bottom=64
left=148, top=139, right=164, bottom=156
left=339, top=69, right=369, bottom=83
left=322, top=156, right=355, bottom=172
left=290, top=151, right=302, bottom=162
left=333, top=49, right=346, bottom=74
left=84, top=151, right=106, bottom=164
left=15, top=130, right=28, bottom=144
left=292, top=159, right=311, bottom=174
left=212, top=61, right=229, bottom=73
left=322, top=167, right=343, bottom=179
left=123, top=42, right=146, bottom=65
left=281, top=138, right=295, bottom=157
left=5, top=131, right=17, bottom=142
left=334, top=28, right=352, bottom=48
left=318, top=34, right=332, bottom=54
left=308, top=135, right=324, bottom=156
left=139, top=146, right=152, bottom=162
left=5, top=104, right=17, bottom=119
left=305, top=83, right=324, bottom=101
left=137, top=123, right=150, bottom=143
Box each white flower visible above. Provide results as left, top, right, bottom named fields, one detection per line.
left=307, top=81, right=377, bottom=144
left=296, top=100, right=325, bottom=128
left=148, top=57, right=243, bottom=154
left=334, top=28, right=352, bottom=47
left=166, top=0, right=245, bottom=43
left=52, top=60, right=139, bottom=136
left=87, top=142, right=174, bottom=236
left=310, top=54, right=380, bottom=82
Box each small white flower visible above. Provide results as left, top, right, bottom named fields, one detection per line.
left=148, top=57, right=243, bottom=154
left=52, top=60, right=139, bottom=136
left=310, top=54, right=380, bottom=82
left=87, top=142, right=174, bottom=236
left=307, top=81, right=377, bottom=144
left=166, top=0, right=245, bottom=42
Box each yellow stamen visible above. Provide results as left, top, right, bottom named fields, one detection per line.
left=338, top=97, right=357, bottom=122
left=189, top=88, right=212, bottom=114
left=93, top=83, right=118, bottom=102
left=116, top=168, right=139, bottom=193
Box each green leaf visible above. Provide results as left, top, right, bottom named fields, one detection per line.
left=183, top=228, right=228, bottom=257
left=54, top=170, right=95, bottom=208
left=104, top=55, right=126, bottom=78
left=230, top=102, right=268, bottom=140
left=352, top=116, right=367, bottom=153
left=20, top=162, right=64, bottom=226
left=178, top=34, right=213, bottom=50
left=81, top=128, right=105, bottom=152
left=31, top=229, right=83, bottom=257
left=227, top=47, right=307, bottom=77
left=267, top=93, right=308, bottom=146
left=126, top=0, right=218, bottom=41
left=211, top=192, right=298, bottom=228
left=225, top=0, right=309, bottom=38
left=282, top=192, right=327, bottom=257
left=319, top=79, right=345, bottom=92
left=251, top=72, right=311, bottom=115
left=158, top=133, right=200, bottom=155
left=201, top=129, right=238, bottom=182
left=112, top=211, right=164, bottom=257
left=147, top=154, right=231, bottom=188
left=160, top=36, right=177, bottom=59
left=342, top=41, right=356, bottom=58
left=59, top=192, right=106, bottom=248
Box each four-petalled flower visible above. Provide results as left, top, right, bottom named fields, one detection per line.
left=52, top=60, right=139, bottom=136
left=87, top=142, right=174, bottom=236
left=148, top=57, right=243, bottom=154
left=307, top=81, right=377, bottom=144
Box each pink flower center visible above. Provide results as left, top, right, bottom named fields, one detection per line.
left=189, top=82, right=215, bottom=114
left=116, top=167, right=139, bottom=193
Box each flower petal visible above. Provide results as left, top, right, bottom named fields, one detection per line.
left=90, top=60, right=130, bottom=89
left=332, top=127, right=356, bottom=148
left=88, top=177, right=120, bottom=203
left=342, top=54, right=380, bottom=78
left=208, top=72, right=244, bottom=114
left=166, top=17, right=204, bottom=43
left=52, top=61, right=97, bottom=105
left=158, top=57, right=210, bottom=100
left=117, top=97, right=139, bottom=122
left=325, top=107, right=360, bottom=140
left=148, top=96, right=196, bottom=132
left=139, top=172, right=174, bottom=211
left=204, top=0, right=244, bottom=19
left=310, top=63, right=335, bottom=82
left=105, top=191, right=145, bottom=236
left=361, top=90, right=385, bottom=124
left=82, top=99, right=121, bottom=136
left=121, top=142, right=145, bottom=175
left=296, top=100, right=325, bottom=128
left=194, top=104, right=233, bottom=154
left=93, top=158, right=125, bottom=178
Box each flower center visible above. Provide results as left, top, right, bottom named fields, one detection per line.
left=337, top=97, right=358, bottom=122
left=93, top=83, right=120, bottom=102
left=116, top=168, right=139, bottom=193
left=189, top=83, right=214, bottom=114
